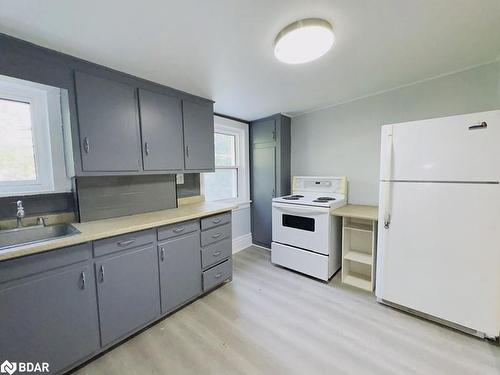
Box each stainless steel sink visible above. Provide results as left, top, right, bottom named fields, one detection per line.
left=0, top=224, right=80, bottom=250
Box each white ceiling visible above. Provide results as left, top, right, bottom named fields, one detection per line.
left=0, top=0, right=499, bottom=121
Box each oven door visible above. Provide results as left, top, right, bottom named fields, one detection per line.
left=272, top=202, right=330, bottom=255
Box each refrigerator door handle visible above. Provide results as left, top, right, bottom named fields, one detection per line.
left=383, top=128, right=394, bottom=229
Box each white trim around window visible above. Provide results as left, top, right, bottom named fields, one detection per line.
left=0, top=75, right=71, bottom=197
left=201, top=115, right=250, bottom=207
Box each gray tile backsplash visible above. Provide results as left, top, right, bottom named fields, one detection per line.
left=176, top=173, right=201, bottom=198
left=76, top=175, right=177, bottom=222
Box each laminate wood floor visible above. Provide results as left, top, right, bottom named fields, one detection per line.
left=75, top=246, right=500, bottom=375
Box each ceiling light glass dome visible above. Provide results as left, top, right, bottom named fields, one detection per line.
left=274, top=18, right=334, bottom=64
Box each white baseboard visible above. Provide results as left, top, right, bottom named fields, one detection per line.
left=232, top=233, right=253, bottom=254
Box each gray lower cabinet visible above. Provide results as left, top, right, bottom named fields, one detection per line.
left=0, top=258, right=99, bottom=373
left=95, top=245, right=160, bottom=346
left=138, top=89, right=184, bottom=171
left=250, top=114, right=291, bottom=248
left=202, top=258, right=233, bottom=291
left=0, top=212, right=233, bottom=373
left=182, top=100, right=215, bottom=171
left=158, top=231, right=202, bottom=314
left=74, top=71, right=142, bottom=172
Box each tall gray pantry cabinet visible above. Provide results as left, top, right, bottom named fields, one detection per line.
left=250, top=114, right=291, bottom=248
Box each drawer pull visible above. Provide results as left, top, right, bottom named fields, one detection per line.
left=160, top=247, right=165, bottom=262
left=81, top=271, right=86, bottom=289
left=117, top=239, right=136, bottom=247
left=212, top=233, right=222, bottom=239
left=213, top=251, right=222, bottom=257
left=173, top=227, right=185, bottom=233
left=100, top=265, right=105, bottom=282
left=212, top=218, right=222, bottom=224
left=214, top=272, right=223, bottom=279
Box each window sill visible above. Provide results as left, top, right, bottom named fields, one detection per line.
left=209, top=199, right=251, bottom=211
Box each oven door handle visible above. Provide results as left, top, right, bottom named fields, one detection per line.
left=272, top=203, right=327, bottom=216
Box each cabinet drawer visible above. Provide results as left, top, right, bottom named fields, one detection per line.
left=201, top=238, right=231, bottom=269
left=93, top=229, right=155, bottom=257
left=0, top=243, right=91, bottom=285
left=201, top=212, right=231, bottom=231
left=202, top=258, right=232, bottom=291
left=200, top=224, right=231, bottom=247
left=158, top=220, right=199, bottom=241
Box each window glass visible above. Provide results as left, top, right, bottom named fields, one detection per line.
left=204, top=168, right=238, bottom=201
left=214, top=132, right=236, bottom=167
left=0, top=98, right=37, bottom=181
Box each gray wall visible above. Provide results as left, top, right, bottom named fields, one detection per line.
left=0, top=193, right=73, bottom=220
left=291, top=61, right=500, bottom=205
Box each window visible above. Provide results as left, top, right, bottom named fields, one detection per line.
left=203, top=116, right=249, bottom=203
left=0, top=75, right=71, bottom=196
left=0, top=98, right=36, bottom=181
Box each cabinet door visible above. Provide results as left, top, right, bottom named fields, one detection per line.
left=95, top=246, right=160, bottom=346
left=138, top=89, right=184, bottom=171
left=251, top=119, right=275, bottom=144
left=182, top=100, right=215, bottom=171
left=0, top=265, right=100, bottom=374
left=158, top=231, right=202, bottom=313
left=75, top=71, right=142, bottom=172
left=251, top=144, right=276, bottom=247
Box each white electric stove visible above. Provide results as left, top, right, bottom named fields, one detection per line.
left=271, top=176, right=347, bottom=281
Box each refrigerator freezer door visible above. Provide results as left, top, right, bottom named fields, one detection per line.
left=387, top=110, right=500, bottom=182
left=376, top=181, right=500, bottom=337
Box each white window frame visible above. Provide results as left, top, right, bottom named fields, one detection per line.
left=0, top=75, right=71, bottom=197
left=202, top=115, right=250, bottom=207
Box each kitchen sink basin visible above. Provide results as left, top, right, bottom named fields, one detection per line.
left=0, top=224, right=80, bottom=250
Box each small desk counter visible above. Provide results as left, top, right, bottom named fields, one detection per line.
left=333, top=205, right=378, bottom=292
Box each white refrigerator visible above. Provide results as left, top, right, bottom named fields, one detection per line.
left=376, top=110, right=500, bottom=339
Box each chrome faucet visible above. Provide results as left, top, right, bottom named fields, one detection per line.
left=16, top=200, right=25, bottom=228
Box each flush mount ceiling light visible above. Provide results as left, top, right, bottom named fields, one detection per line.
left=274, top=18, right=334, bottom=64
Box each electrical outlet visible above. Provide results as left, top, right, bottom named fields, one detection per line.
left=176, top=174, right=184, bottom=184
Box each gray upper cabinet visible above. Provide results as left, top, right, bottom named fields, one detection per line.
left=138, top=89, right=184, bottom=171
left=251, top=118, right=276, bottom=144
left=250, top=114, right=291, bottom=248
left=158, top=231, right=202, bottom=314
left=182, top=100, right=215, bottom=171
left=0, top=261, right=100, bottom=373
left=75, top=71, right=142, bottom=172
left=95, top=245, right=160, bottom=347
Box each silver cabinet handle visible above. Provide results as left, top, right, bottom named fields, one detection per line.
left=212, top=233, right=222, bottom=239
left=161, top=247, right=165, bottom=261
left=117, top=239, right=136, bottom=247
left=173, top=227, right=185, bottom=233
left=212, top=218, right=222, bottom=224
left=83, top=137, right=90, bottom=153
left=100, top=265, right=105, bottom=282
left=81, top=271, right=86, bottom=289
left=214, top=273, right=223, bottom=279
left=212, top=251, right=222, bottom=257
left=186, top=145, right=190, bottom=158
left=145, top=142, right=150, bottom=155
